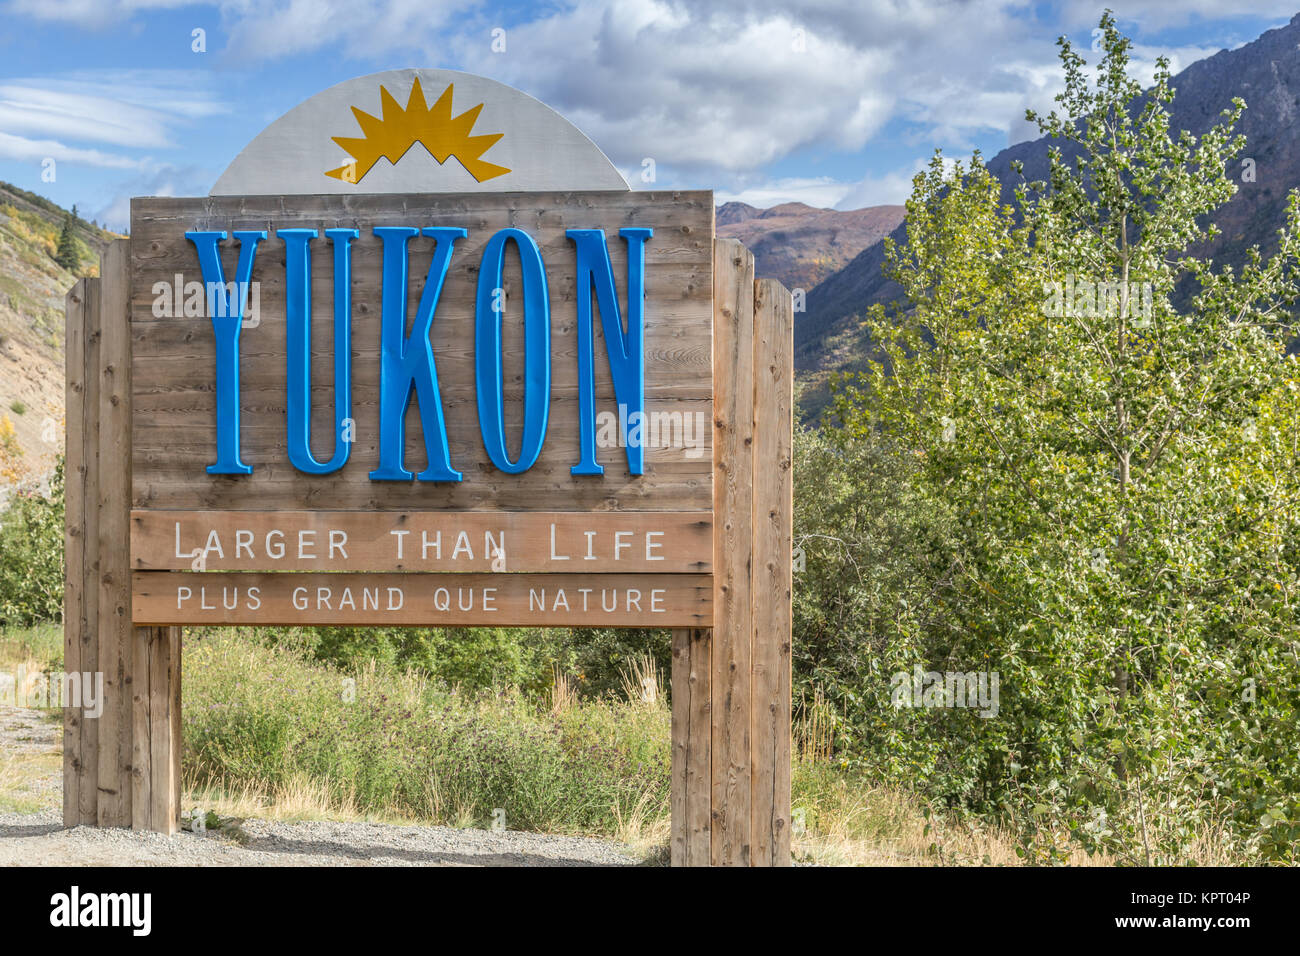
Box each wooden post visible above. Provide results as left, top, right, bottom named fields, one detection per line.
left=96, top=239, right=133, bottom=827
left=66, top=242, right=175, bottom=831
left=63, top=278, right=98, bottom=827
left=133, top=625, right=182, bottom=833
left=751, top=278, right=794, bottom=865
left=669, top=240, right=793, bottom=866
left=670, top=627, right=711, bottom=865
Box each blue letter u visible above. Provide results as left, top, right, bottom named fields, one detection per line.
left=280, top=227, right=356, bottom=475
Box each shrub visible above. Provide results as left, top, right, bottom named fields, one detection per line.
left=0, top=459, right=64, bottom=627
left=184, top=630, right=670, bottom=834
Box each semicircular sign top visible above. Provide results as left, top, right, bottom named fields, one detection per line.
left=211, top=68, right=629, bottom=195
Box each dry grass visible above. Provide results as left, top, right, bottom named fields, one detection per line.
left=789, top=767, right=1113, bottom=866
left=611, top=788, right=671, bottom=857
left=0, top=737, right=61, bottom=814
left=184, top=770, right=507, bottom=831
left=796, top=685, right=836, bottom=764
left=549, top=664, right=579, bottom=715
left=618, top=651, right=665, bottom=707
left=183, top=772, right=369, bottom=824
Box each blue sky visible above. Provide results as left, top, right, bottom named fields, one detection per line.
left=0, top=0, right=1295, bottom=232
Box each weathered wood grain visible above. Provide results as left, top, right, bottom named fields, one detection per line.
left=750, top=277, right=793, bottom=866
left=130, top=191, right=714, bottom=512
left=63, top=279, right=87, bottom=828
left=131, top=626, right=151, bottom=830
left=132, top=571, right=711, bottom=627
left=670, top=627, right=712, bottom=866
left=132, top=510, right=712, bottom=572
left=77, top=278, right=102, bottom=827
left=97, top=240, right=133, bottom=827
left=131, top=625, right=182, bottom=833
left=710, top=237, right=754, bottom=865
left=147, top=626, right=181, bottom=834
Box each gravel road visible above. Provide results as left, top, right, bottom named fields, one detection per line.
left=0, top=705, right=641, bottom=867
left=0, top=810, right=641, bottom=866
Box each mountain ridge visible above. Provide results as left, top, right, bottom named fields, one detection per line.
left=716, top=200, right=905, bottom=293
left=796, top=13, right=1300, bottom=384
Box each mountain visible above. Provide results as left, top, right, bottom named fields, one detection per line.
left=716, top=200, right=905, bottom=293
left=796, top=13, right=1300, bottom=385
left=0, top=182, right=118, bottom=488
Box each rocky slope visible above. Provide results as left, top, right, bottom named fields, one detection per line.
left=0, top=183, right=116, bottom=488
left=717, top=200, right=904, bottom=293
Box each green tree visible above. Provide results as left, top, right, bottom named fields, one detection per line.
left=55, top=205, right=78, bottom=273
left=830, top=12, right=1300, bottom=862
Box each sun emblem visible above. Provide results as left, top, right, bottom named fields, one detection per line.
left=326, top=77, right=511, bottom=185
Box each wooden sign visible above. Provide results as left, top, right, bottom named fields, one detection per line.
left=65, top=67, right=792, bottom=866
left=132, top=572, right=712, bottom=627
left=131, top=510, right=712, bottom=572
left=129, top=189, right=713, bottom=626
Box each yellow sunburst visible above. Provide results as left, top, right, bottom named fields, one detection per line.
left=325, top=77, right=511, bottom=185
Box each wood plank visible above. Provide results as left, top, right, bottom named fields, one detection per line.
left=132, top=571, right=712, bottom=627
left=97, top=239, right=133, bottom=827
left=670, top=628, right=688, bottom=865
left=131, top=627, right=152, bottom=830
left=750, top=278, right=794, bottom=866
left=130, top=191, right=714, bottom=513
left=170, top=625, right=182, bottom=832
left=62, top=279, right=86, bottom=829
left=670, top=627, right=712, bottom=865
left=686, top=628, right=713, bottom=866
left=710, top=238, right=754, bottom=865
left=132, top=510, right=712, bottom=572
left=78, top=278, right=102, bottom=827
left=150, top=626, right=181, bottom=834
left=132, top=624, right=182, bottom=833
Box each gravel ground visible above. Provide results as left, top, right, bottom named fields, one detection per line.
left=0, top=810, right=642, bottom=866
left=0, top=704, right=641, bottom=867
left=0, top=704, right=59, bottom=756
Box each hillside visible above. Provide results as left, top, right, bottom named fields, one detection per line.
left=0, top=182, right=117, bottom=488
left=795, top=13, right=1300, bottom=402
left=716, top=200, right=904, bottom=292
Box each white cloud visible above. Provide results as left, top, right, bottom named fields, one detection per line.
left=451, top=0, right=1139, bottom=177
left=1058, top=2, right=1297, bottom=31
left=1, top=0, right=1249, bottom=193
left=2, top=0, right=478, bottom=56
left=5, top=0, right=194, bottom=25
left=0, top=68, right=223, bottom=226
left=0, top=130, right=147, bottom=170
left=455, top=0, right=897, bottom=176
left=91, top=162, right=214, bottom=232
left=714, top=176, right=860, bottom=210
left=219, top=0, right=479, bottom=62
left=0, top=70, right=224, bottom=151
left=710, top=158, right=939, bottom=212
left=833, top=166, right=923, bottom=211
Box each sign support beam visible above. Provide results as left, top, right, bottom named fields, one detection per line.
left=670, top=240, right=793, bottom=865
